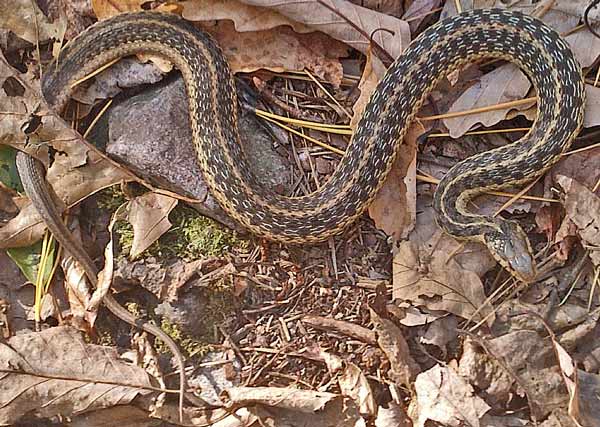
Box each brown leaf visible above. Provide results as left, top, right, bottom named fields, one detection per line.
left=302, top=315, right=377, bottom=345
left=370, top=308, right=420, bottom=388
left=403, top=0, right=443, bottom=31
left=392, top=205, right=496, bottom=324
left=126, top=193, right=178, bottom=259
left=0, top=51, right=133, bottom=249
left=409, top=364, right=490, bottom=427
left=223, top=386, right=339, bottom=412
left=321, top=351, right=377, bottom=417
left=182, top=0, right=349, bottom=84
left=582, top=84, right=600, bottom=128
left=91, top=0, right=146, bottom=19
left=239, top=0, right=411, bottom=62
left=556, top=176, right=600, bottom=265
left=443, top=65, right=533, bottom=138
left=548, top=146, right=600, bottom=192
left=182, top=0, right=313, bottom=33
left=69, top=405, right=154, bottom=427
left=0, top=326, right=154, bottom=425
left=374, top=402, right=412, bottom=427
left=350, top=48, right=380, bottom=128
left=0, top=0, right=64, bottom=44
left=368, top=123, right=418, bottom=241
left=201, top=21, right=348, bottom=85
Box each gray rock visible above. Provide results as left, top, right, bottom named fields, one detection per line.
left=105, top=76, right=291, bottom=231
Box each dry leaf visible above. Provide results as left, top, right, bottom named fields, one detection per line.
left=70, top=405, right=155, bottom=427
left=182, top=0, right=349, bottom=84
left=556, top=176, right=600, bottom=265
left=481, top=329, right=570, bottom=419
left=126, top=192, right=178, bottom=259
left=0, top=51, right=132, bottom=249
left=321, top=351, right=377, bottom=417
left=202, top=21, right=348, bottom=85
left=368, top=123, right=418, bottom=241
left=302, top=315, right=377, bottom=345
left=374, top=402, right=412, bottom=427
left=91, top=0, right=146, bottom=19
left=0, top=326, right=154, bottom=425
left=392, top=205, right=496, bottom=324
left=443, top=64, right=533, bottom=138
left=576, top=371, right=600, bottom=426
left=551, top=338, right=582, bottom=426
left=223, top=386, right=338, bottom=412
left=548, top=146, right=600, bottom=192
left=403, top=0, right=443, bottom=30
left=182, top=0, right=313, bottom=33
left=409, top=364, right=490, bottom=427
left=582, top=84, right=600, bottom=128
left=240, top=0, right=411, bottom=62
left=370, top=308, right=420, bottom=388
left=0, top=0, right=63, bottom=44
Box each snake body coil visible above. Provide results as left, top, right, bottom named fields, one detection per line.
left=39, top=10, right=584, bottom=280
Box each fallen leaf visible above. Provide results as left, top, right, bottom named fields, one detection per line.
left=239, top=0, right=411, bottom=63
left=420, top=315, right=458, bottom=355
left=476, top=329, right=570, bottom=419
left=551, top=337, right=582, bottom=426
left=370, top=308, right=420, bottom=388
left=480, top=414, right=528, bottom=426
left=0, top=51, right=133, bottom=249
left=443, top=65, right=533, bottom=138
left=403, top=0, right=443, bottom=31
left=126, top=192, right=178, bottom=259
left=202, top=21, right=348, bottom=85
left=548, top=146, right=600, bottom=192
left=409, top=364, right=490, bottom=427
left=556, top=176, right=600, bottom=265
left=392, top=204, right=496, bottom=324
left=582, top=84, right=600, bottom=128
left=69, top=405, right=155, bottom=427
left=321, top=351, right=377, bottom=417
left=368, top=122, right=418, bottom=241
left=374, top=401, right=412, bottom=427
left=0, top=0, right=63, bottom=44
left=91, top=0, right=146, bottom=19
left=182, top=0, right=314, bottom=33
left=223, top=386, right=338, bottom=412
left=0, top=326, right=154, bottom=425
left=181, top=0, right=350, bottom=84
left=576, top=371, right=600, bottom=426
left=302, top=315, right=377, bottom=345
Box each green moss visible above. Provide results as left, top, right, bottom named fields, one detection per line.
left=155, top=284, right=234, bottom=358
left=96, top=186, right=128, bottom=211
left=123, top=204, right=248, bottom=260
left=97, top=187, right=249, bottom=261
left=157, top=319, right=212, bottom=358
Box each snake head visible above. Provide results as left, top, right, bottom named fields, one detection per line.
left=483, top=221, right=537, bottom=283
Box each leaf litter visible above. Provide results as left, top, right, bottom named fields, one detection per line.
left=0, top=0, right=599, bottom=426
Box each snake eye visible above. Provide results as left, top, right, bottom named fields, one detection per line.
left=484, top=221, right=536, bottom=283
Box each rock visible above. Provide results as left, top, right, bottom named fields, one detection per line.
left=104, top=76, right=291, bottom=231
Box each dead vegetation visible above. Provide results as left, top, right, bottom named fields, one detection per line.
left=0, top=0, right=599, bottom=426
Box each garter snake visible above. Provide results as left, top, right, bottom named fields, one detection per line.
left=15, top=7, right=584, bottom=410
